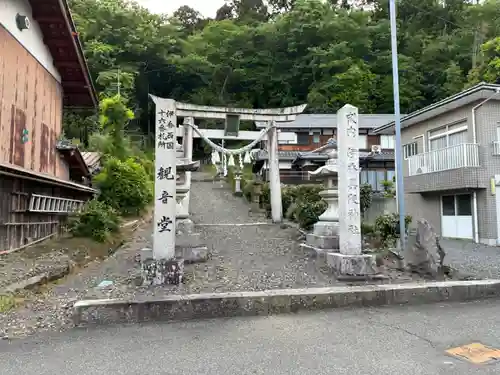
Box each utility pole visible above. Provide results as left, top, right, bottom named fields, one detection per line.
left=389, top=0, right=406, bottom=250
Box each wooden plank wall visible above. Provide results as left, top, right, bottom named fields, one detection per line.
left=0, top=174, right=91, bottom=252
left=0, top=26, right=93, bottom=252
left=0, top=25, right=69, bottom=180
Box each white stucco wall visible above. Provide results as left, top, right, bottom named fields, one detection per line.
left=0, top=0, right=61, bottom=82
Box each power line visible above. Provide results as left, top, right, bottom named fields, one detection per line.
left=403, top=2, right=479, bottom=32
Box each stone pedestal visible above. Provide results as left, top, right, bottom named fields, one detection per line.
left=300, top=147, right=340, bottom=258
left=174, top=160, right=210, bottom=265
left=326, top=253, right=377, bottom=277
left=250, top=180, right=263, bottom=212
left=302, top=188, right=340, bottom=257
left=142, top=253, right=184, bottom=285
left=234, top=173, right=243, bottom=196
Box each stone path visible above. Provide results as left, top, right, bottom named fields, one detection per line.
left=0, top=173, right=335, bottom=338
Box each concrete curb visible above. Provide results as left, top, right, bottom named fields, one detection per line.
left=73, top=279, right=500, bottom=326
left=2, top=265, right=71, bottom=294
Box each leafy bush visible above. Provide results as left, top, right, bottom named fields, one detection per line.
left=242, top=178, right=253, bottom=201
left=294, top=199, right=328, bottom=229
left=69, top=200, right=121, bottom=242
left=360, top=183, right=373, bottom=214
left=260, top=182, right=270, bottom=208
left=281, top=184, right=325, bottom=228
left=381, top=180, right=396, bottom=198
left=235, top=178, right=327, bottom=229
left=374, top=213, right=412, bottom=246
left=94, top=157, right=153, bottom=216
left=361, top=222, right=374, bottom=235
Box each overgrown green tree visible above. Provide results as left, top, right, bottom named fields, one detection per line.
left=65, top=0, right=500, bottom=138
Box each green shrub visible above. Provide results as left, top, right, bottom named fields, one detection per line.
left=69, top=200, right=121, bottom=242
left=94, top=157, right=153, bottom=216
left=261, top=182, right=270, bottom=208
left=294, top=199, right=327, bottom=229
left=361, top=222, right=374, bottom=235
left=360, top=183, right=373, bottom=214
left=242, top=178, right=253, bottom=201
left=374, top=213, right=412, bottom=246
left=280, top=184, right=325, bottom=228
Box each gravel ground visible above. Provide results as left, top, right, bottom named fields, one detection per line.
left=441, top=239, right=500, bottom=279
left=0, top=221, right=146, bottom=339
left=3, top=172, right=500, bottom=339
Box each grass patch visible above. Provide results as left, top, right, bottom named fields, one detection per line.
left=201, top=164, right=216, bottom=173
left=0, top=294, right=23, bottom=313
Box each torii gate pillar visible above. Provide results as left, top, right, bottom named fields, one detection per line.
left=267, top=124, right=282, bottom=222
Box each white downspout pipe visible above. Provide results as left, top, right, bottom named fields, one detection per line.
left=471, top=89, right=500, bottom=244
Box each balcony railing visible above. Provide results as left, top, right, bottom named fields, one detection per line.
left=407, top=143, right=479, bottom=176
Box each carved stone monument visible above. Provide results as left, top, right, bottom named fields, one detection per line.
left=143, top=96, right=183, bottom=285
left=326, top=104, right=377, bottom=277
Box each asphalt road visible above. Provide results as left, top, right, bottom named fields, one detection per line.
left=2, top=300, right=500, bottom=375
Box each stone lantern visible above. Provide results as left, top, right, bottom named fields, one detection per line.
left=300, top=142, right=340, bottom=256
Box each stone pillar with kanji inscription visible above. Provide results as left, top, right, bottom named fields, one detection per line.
left=326, top=104, right=378, bottom=278
left=142, top=95, right=184, bottom=285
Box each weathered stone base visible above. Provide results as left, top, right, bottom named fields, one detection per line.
left=175, top=245, right=210, bottom=264
left=249, top=202, right=264, bottom=213
left=176, top=218, right=195, bottom=234
left=141, top=242, right=209, bottom=265
left=326, top=253, right=378, bottom=277
left=312, top=221, right=339, bottom=237
left=141, top=257, right=184, bottom=286
left=300, top=243, right=334, bottom=260
left=305, top=233, right=339, bottom=251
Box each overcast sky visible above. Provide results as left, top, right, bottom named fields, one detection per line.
left=136, top=0, right=226, bottom=18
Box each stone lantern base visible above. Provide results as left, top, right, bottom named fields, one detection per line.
left=300, top=186, right=340, bottom=257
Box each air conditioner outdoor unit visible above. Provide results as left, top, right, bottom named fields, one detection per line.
left=371, top=145, right=382, bottom=154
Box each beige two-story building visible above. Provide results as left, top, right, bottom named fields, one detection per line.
left=374, top=83, right=500, bottom=245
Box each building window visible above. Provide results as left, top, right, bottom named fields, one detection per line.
left=403, top=142, right=418, bottom=159
left=428, top=122, right=468, bottom=151
left=296, top=133, right=309, bottom=145
left=358, top=135, right=367, bottom=149
left=429, top=130, right=467, bottom=151
left=360, top=170, right=394, bottom=193
left=312, top=133, right=320, bottom=143
left=380, top=135, right=395, bottom=149
left=322, top=129, right=333, bottom=136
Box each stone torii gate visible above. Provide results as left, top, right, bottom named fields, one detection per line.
left=147, top=96, right=306, bottom=284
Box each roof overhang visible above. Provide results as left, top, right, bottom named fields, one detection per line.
left=0, top=162, right=97, bottom=193
left=373, top=83, right=500, bottom=134
left=291, top=150, right=395, bottom=166
left=56, top=141, right=91, bottom=181
left=29, top=0, right=97, bottom=108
